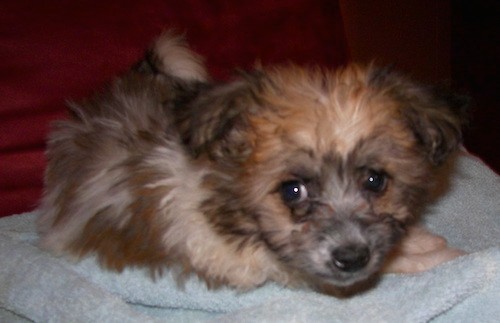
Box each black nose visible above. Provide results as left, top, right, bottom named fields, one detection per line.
left=331, top=244, right=370, bottom=272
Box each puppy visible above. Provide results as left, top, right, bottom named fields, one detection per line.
left=37, top=34, right=467, bottom=292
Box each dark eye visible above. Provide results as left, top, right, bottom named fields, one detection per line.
left=363, top=170, right=388, bottom=193
left=280, top=180, right=308, bottom=204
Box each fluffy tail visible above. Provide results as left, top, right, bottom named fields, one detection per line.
left=136, top=32, right=209, bottom=82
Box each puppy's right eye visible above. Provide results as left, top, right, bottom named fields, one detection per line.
left=280, top=180, right=308, bottom=204
left=362, top=170, right=388, bottom=193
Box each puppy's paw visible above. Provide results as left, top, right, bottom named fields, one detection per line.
left=382, top=226, right=466, bottom=273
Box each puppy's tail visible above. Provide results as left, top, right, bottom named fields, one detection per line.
left=135, top=32, right=209, bottom=82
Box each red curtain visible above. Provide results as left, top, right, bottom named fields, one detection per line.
left=0, top=0, right=349, bottom=217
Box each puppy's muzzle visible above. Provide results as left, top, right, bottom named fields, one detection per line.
left=331, top=244, right=371, bottom=273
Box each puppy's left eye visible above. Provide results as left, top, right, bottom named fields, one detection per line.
left=362, top=170, right=388, bottom=193
left=280, top=180, right=308, bottom=204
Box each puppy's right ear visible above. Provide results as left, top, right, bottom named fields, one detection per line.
left=175, top=74, right=263, bottom=164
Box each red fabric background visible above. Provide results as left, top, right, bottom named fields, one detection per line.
left=0, top=0, right=349, bottom=217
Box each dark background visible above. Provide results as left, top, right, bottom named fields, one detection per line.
left=340, top=0, right=499, bottom=172
left=451, top=0, right=499, bottom=172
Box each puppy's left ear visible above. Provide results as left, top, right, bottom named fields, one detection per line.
left=405, top=87, right=469, bottom=165
left=370, top=68, right=469, bottom=165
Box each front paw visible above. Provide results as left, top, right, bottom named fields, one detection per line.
left=382, top=226, right=466, bottom=273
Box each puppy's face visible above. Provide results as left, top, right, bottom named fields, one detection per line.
left=182, top=65, right=465, bottom=287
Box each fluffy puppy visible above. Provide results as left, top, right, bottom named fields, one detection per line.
left=37, top=34, right=467, bottom=292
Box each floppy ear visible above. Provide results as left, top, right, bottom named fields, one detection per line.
left=174, top=74, right=263, bottom=164
left=406, top=88, right=469, bottom=165
left=369, top=68, right=469, bottom=165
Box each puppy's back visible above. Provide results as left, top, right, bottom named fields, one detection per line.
left=37, top=34, right=208, bottom=269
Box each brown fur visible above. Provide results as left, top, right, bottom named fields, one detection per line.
left=37, top=34, right=467, bottom=293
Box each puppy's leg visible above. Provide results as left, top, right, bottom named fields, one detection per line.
left=382, top=226, right=465, bottom=273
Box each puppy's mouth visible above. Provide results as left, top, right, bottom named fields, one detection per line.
left=284, top=217, right=404, bottom=287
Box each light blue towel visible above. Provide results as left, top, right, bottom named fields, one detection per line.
left=1, top=152, right=499, bottom=322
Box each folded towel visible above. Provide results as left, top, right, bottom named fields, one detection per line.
left=1, top=152, right=499, bottom=322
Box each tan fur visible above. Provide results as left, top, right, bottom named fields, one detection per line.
left=37, top=34, right=466, bottom=293
left=153, top=32, right=208, bottom=82
left=383, top=226, right=466, bottom=273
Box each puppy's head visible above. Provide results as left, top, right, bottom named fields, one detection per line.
left=181, top=64, right=466, bottom=287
